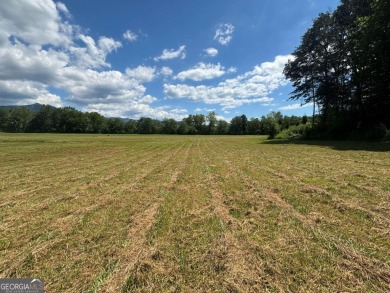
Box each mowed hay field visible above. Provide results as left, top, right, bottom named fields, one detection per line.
left=0, top=134, right=389, bottom=292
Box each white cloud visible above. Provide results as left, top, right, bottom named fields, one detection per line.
left=123, top=30, right=138, bottom=42
left=0, top=0, right=293, bottom=121
left=56, top=2, right=71, bottom=19
left=0, top=80, right=62, bottom=107
left=170, top=108, right=188, bottom=114
left=159, top=66, right=173, bottom=77
left=227, top=67, right=237, bottom=73
left=0, top=0, right=72, bottom=46
left=83, top=102, right=188, bottom=120
left=69, top=35, right=122, bottom=69
left=138, top=95, right=157, bottom=104
left=164, top=55, right=292, bottom=110
left=214, top=23, right=234, bottom=45
left=194, top=107, right=216, bottom=113
left=0, top=0, right=187, bottom=120
left=204, top=47, right=218, bottom=57
left=278, top=102, right=313, bottom=110
left=125, top=66, right=156, bottom=83
left=60, top=69, right=145, bottom=105
left=175, top=63, right=226, bottom=81
left=0, top=42, right=68, bottom=84
left=154, top=45, right=186, bottom=61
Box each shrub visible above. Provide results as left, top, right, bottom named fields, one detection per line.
left=275, top=123, right=311, bottom=139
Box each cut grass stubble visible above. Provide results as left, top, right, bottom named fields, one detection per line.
left=0, top=134, right=389, bottom=292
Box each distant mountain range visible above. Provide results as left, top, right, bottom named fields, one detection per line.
left=0, top=103, right=55, bottom=112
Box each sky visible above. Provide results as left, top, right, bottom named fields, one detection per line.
left=0, top=0, right=341, bottom=120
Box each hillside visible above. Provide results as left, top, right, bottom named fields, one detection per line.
left=0, top=103, right=55, bottom=112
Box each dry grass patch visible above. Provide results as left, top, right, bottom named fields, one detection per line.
left=0, top=134, right=389, bottom=292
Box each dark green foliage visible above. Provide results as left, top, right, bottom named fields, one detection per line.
left=206, top=112, right=218, bottom=134
left=177, top=121, right=190, bottom=135
left=0, top=104, right=313, bottom=137
left=4, top=107, right=35, bottom=132
left=275, top=124, right=311, bottom=140
left=184, top=114, right=206, bottom=134
left=28, top=105, right=56, bottom=132
left=247, top=118, right=262, bottom=135
left=107, top=118, right=126, bottom=134
left=137, top=117, right=157, bottom=134
left=284, top=0, right=389, bottom=140
left=87, top=112, right=107, bottom=133
left=216, top=120, right=229, bottom=134
left=229, top=115, right=248, bottom=135
left=162, top=118, right=178, bottom=134
left=383, top=130, right=390, bottom=142
left=0, top=109, right=7, bottom=131
left=261, top=117, right=280, bottom=139
left=125, top=119, right=137, bottom=134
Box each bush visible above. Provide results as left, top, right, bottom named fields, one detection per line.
left=275, top=123, right=311, bottom=139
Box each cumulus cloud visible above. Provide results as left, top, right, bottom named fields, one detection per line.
left=56, top=2, right=71, bottom=19
left=0, top=80, right=62, bottom=107
left=69, top=35, right=122, bottom=69
left=175, top=63, right=226, bottom=81
left=0, top=0, right=293, bottom=120
left=194, top=107, right=216, bottom=113
left=123, top=30, right=138, bottom=42
left=154, top=45, right=186, bottom=61
left=204, top=47, right=218, bottom=57
left=159, top=66, right=173, bottom=77
left=0, top=0, right=72, bottom=46
left=164, top=55, right=292, bottom=110
left=84, top=102, right=188, bottom=120
left=125, top=66, right=156, bottom=83
left=278, top=102, right=313, bottom=110
left=214, top=23, right=234, bottom=45
left=0, top=0, right=183, bottom=119
left=0, top=42, right=68, bottom=84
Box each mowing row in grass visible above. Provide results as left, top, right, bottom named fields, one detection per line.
left=0, top=133, right=389, bottom=292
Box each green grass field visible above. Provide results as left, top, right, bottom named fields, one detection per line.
left=0, top=134, right=389, bottom=292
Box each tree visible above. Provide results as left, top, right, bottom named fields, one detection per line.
left=28, top=105, right=55, bottom=132
left=5, top=107, right=34, bottom=132
left=107, top=118, right=125, bottom=134
left=87, top=112, right=106, bottom=133
left=262, top=117, right=280, bottom=139
left=229, top=115, right=248, bottom=135
left=177, top=120, right=190, bottom=134
left=137, top=117, right=155, bottom=134
left=302, top=115, right=308, bottom=125
left=162, top=118, right=178, bottom=134
left=0, top=109, right=6, bottom=131
left=284, top=0, right=389, bottom=138
left=247, top=118, right=262, bottom=134
left=125, top=119, right=137, bottom=134
left=284, top=13, right=335, bottom=128
left=184, top=114, right=205, bottom=134
left=206, top=111, right=218, bottom=134
left=358, top=0, right=390, bottom=127
left=216, top=119, right=230, bottom=134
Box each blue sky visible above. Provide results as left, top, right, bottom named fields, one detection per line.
left=0, top=0, right=340, bottom=120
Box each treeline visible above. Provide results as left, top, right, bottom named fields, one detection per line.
left=284, top=0, right=390, bottom=140
left=0, top=105, right=308, bottom=136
